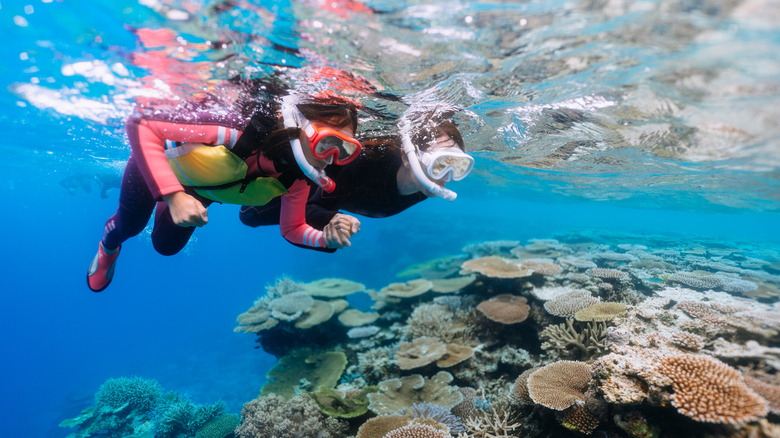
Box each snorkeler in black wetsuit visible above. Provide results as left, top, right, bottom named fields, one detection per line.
left=239, top=119, right=473, bottom=242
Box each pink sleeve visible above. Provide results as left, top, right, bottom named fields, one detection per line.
left=126, top=116, right=242, bottom=200
left=280, top=179, right=326, bottom=248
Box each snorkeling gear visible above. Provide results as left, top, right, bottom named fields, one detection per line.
left=420, top=147, right=474, bottom=182
left=87, top=242, right=121, bottom=292
left=280, top=95, right=361, bottom=192
left=399, top=119, right=472, bottom=201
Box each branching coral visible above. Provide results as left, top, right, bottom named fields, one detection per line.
left=236, top=393, right=347, bottom=438
left=95, top=376, right=163, bottom=413
left=655, top=354, right=767, bottom=424
left=540, top=319, right=608, bottom=360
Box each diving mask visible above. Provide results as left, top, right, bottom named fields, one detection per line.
left=420, top=147, right=474, bottom=182
left=300, top=119, right=362, bottom=165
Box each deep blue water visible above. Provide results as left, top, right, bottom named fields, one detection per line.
left=1, top=0, right=779, bottom=437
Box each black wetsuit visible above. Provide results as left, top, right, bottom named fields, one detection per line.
left=239, top=142, right=427, bottom=232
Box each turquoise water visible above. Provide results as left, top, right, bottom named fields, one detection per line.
left=1, top=0, right=779, bottom=437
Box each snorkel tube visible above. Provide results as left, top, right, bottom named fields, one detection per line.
left=399, top=119, right=458, bottom=201
left=280, top=95, right=336, bottom=193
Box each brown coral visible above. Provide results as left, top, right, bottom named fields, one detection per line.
left=670, top=332, right=704, bottom=351
left=396, top=337, right=447, bottom=370
left=527, top=361, right=593, bottom=410
left=430, top=275, right=477, bottom=293
left=573, top=302, right=627, bottom=322
left=355, top=415, right=411, bottom=438
left=338, top=309, right=380, bottom=327
left=556, top=404, right=599, bottom=435
left=744, top=376, right=780, bottom=415
left=461, top=256, right=533, bottom=278
left=476, top=294, right=530, bottom=324
left=382, top=423, right=450, bottom=438
left=509, top=367, right=539, bottom=405
left=436, top=343, right=474, bottom=368
left=656, top=354, right=767, bottom=424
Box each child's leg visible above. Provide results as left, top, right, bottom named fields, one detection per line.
left=102, top=153, right=156, bottom=250
left=150, top=202, right=199, bottom=256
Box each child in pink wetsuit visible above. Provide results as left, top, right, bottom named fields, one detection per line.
left=87, top=91, right=362, bottom=292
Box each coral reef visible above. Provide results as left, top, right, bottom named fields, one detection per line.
left=218, top=233, right=780, bottom=438
left=236, top=393, right=347, bottom=438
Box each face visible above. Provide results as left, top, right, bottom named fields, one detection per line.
left=300, top=122, right=357, bottom=169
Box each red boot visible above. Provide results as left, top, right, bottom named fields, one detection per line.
left=87, top=242, right=121, bottom=292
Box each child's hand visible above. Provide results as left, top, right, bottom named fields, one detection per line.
left=163, top=191, right=209, bottom=227
left=323, top=213, right=361, bottom=248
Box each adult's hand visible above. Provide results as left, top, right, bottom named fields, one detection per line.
left=323, top=213, right=361, bottom=248
left=163, top=191, right=209, bottom=227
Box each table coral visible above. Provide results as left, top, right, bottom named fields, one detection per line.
left=526, top=360, right=593, bottom=410
left=543, top=290, right=600, bottom=318
left=368, top=372, right=463, bottom=415
left=461, top=256, right=533, bottom=279
left=476, top=294, right=530, bottom=324
left=396, top=336, right=447, bottom=370
left=574, top=302, right=627, bottom=322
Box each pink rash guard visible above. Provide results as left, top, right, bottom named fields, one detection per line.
left=127, top=117, right=326, bottom=249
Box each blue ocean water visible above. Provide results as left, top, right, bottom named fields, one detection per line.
left=1, top=0, right=779, bottom=437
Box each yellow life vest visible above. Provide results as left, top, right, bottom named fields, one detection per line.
left=165, top=142, right=287, bottom=206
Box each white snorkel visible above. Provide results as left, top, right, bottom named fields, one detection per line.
left=280, top=95, right=336, bottom=192
left=399, top=118, right=458, bottom=201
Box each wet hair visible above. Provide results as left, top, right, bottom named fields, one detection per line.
left=415, top=120, right=465, bottom=152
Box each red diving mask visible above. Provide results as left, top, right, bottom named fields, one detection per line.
left=301, top=120, right=362, bottom=165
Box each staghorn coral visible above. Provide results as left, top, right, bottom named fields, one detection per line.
left=154, top=396, right=226, bottom=438
left=476, top=294, right=530, bottom=324
left=540, top=319, right=608, bottom=360
left=655, top=354, right=767, bottom=424
left=368, top=372, right=463, bottom=415
left=405, top=303, right=457, bottom=340
left=396, top=337, right=447, bottom=370
left=95, top=376, right=163, bottom=413
left=526, top=360, right=593, bottom=411
left=236, top=393, right=347, bottom=438
left=543, top=289, right=601, bottom=318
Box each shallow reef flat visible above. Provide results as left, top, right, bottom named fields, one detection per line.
left=63, top=232, right=780, bottom=438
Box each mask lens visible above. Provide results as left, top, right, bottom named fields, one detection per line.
left=430, top=154, right=472, bottom=179
left=316, top=135, right=344, bottom=154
